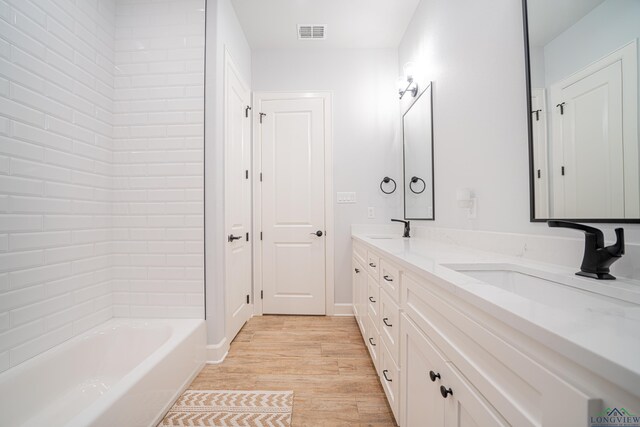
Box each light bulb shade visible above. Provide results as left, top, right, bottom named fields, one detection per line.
left=396, top=76, right=408, bottom=91
left=403, top=62, right=417, bottom=80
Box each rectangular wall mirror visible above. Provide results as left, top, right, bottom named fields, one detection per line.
left=523, top=0, right=640, bottom=222
left=403, top=83, right=435, bottom=220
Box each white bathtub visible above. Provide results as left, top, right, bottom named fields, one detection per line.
left=0, top=318, right=206, bottom=427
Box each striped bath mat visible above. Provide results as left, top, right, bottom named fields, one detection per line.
left=159, top=390, right=294, bottom=427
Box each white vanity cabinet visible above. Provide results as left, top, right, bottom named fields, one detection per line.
left=401, top=313, right=509, bottom=427
left=352, top=237, right=605, bottom=427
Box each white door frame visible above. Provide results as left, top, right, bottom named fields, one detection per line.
left=252, top=91, right=334, bottom=316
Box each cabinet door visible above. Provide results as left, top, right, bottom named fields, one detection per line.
left=401, top=314, right=446, bottom=427
left=442, top=362, right=510, bottom=427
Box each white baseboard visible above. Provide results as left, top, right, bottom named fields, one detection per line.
left=333, top=303, right=354, bottom=316
left=205, top=337, right=229, bottom=364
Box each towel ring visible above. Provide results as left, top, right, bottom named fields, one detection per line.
left=409, top=176, right=426, bottom=194
left=380, top=177, right=397, bottom=194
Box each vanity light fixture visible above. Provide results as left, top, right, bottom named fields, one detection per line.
left=398, top=62, right=419, bottom=99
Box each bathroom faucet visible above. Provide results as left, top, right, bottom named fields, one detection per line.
left=391, top=219, right=410, bottom=238
left=547, top=220, right=624, bottom=280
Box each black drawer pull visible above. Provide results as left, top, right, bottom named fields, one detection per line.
left=440, top=386, right=453, bottom=398
left=383, top=275, right=393, bottom=282
left=383, top=370, right=393, bottom=382
left=369, top=262, right=376, bottom=267
left=368, top=337, right=376, bottom=346
left=383, top=318, right=392, bottom=327
left=355, top=268, right=360, bottom=273
left=369, top=296, right=376, bottom=303
left=429, top=371, right=441, bottom=382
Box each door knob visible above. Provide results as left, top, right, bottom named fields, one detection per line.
left=440, top=386, right=453, bottom=398
left=228, top=234, right=242, bottom=242
left=310, top=230, right=323, bottom=237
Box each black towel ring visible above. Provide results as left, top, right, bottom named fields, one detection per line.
left=409, top=176, right=426, bottom=194
left=380, top=177, right=397, bottom=194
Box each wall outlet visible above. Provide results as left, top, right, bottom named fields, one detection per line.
left=367, top=207, right=375, bottom=219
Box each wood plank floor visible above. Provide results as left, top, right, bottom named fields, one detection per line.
left=188, top=315, right=398, bottom=427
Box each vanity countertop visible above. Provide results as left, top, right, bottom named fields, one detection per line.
left=352, top=232, right=640, bottom=398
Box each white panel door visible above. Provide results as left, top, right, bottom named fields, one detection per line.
left=531, top=88, right=549, bottom=218
left=224, top=52, right=252, bottom=340
left=260, top=96, right=326, bottom=315
left=557, top=61, right=624, bottom=218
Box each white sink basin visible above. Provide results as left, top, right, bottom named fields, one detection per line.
left=443, top=263, right=637, bottom=310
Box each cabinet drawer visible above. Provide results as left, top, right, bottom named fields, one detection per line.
left=380, top=259, right=401, bottom=303
left=402, top=273, right=599, bottom=427
left=380, top=339, right=400, bottom=423
left=379, top=288, right=400, bottom=365
left=365, top=315, right=380, bottom=374
left=353, top=241, right=367, bottom=265
left=367, top=251, right=380, bottom=280
left=367, top=275, right=380, bottom=329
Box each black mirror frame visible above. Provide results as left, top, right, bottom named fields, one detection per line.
left=402, top=83, right=435, bottom=221
left=521, top=0, right=640, bottom=224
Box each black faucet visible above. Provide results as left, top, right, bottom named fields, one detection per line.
left=391, top=219, right=410, bottom=238
left=547, top=220, right=624, bottom=280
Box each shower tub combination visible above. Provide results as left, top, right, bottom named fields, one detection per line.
left=0, top=318, right=205, bottom=427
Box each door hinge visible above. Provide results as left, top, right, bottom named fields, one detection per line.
left=260, top=173, right=262, bottom=182
left=261, top=290, right=263, bottom=300
left=537, top=169, right=541, bottom=179
left=259, top=112, right=266, bottom=124
left=260, top=231, right=263, bottom=240
left=246, top=294, right=250, bottom=304
left=245, top=170, right=248, bottom=179
left=561, top=166, right=565, bottom=176
left=246, top=232, right=249, bottom=241
left=245, top=105, right=251, bottom=118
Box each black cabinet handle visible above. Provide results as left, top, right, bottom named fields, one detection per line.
left=369, top=296, right=376, bottom=303
left=354, top=268, right=360, bottom=273
left=369, top=262, right=376, bottom=267
left=383, top=275, right=393, bottom=282
left=429, top=371, right=441, bottom=382
left=383, top=318, right=392, bottom=327
left=440, top=386, right=453, bottom=398
left=368, top=337, right=376, bottom=346
left=383, top=369, right=393, bottom=382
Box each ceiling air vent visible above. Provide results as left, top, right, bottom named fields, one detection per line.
left=297, top=24, right=326, bottom=40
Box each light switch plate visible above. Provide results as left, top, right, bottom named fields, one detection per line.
left=337, top=192, right=356, bottom=203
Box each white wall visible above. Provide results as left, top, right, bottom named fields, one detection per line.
left=204, top=0, right=252, bottom=346
left=398, top=0, right=640, bottom=279
left=252, top=48, right=401, bottom=303
left=111, top=0, right=205, bottom=318
left=0, top=0, right=116, bottom=373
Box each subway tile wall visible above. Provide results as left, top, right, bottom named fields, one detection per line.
left=111, top=0, right=205, bottom=318
left=0, top=0, right=205, bottom=372
left=0, top=0, right=117, bottom=373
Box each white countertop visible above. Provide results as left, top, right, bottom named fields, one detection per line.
left=352, top=232, right=640, bottom=398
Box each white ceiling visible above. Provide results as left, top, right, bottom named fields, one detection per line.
left=527, top=0, right=605, bottom=47
left=230, top=0, right=422, bottom=49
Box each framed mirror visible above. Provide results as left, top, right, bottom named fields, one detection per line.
left=523, top=0, right=640, bottom=223
left=403, top=83, right=435, bottom=220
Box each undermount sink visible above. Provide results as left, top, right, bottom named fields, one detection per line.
left=443, top=263, right=637, bottom=310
